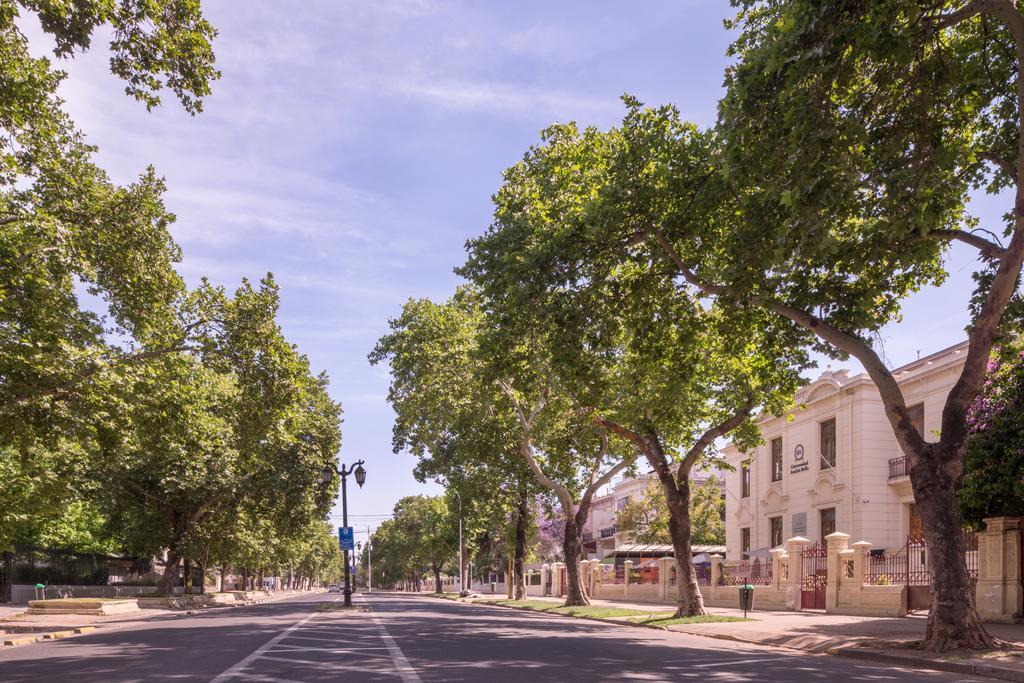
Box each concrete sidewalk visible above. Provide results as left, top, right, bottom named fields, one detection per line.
left=499, top=595, right=1024, bottom=681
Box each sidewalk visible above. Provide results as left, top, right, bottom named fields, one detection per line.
left=484, top=595, right=1024, bottom=681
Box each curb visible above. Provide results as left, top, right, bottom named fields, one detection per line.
left=833, top=646, right=1024, bottom=683
left=446, top=597, right=678, bottom=633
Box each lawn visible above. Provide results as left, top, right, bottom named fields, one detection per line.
left=480, top=599, right=754, bottom=627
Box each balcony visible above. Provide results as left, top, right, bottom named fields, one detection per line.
left=599, top=525, right=616, bottom=539
left=582, top=531, right=594, bottom=542
left=888, top=456, right=908, bottom=480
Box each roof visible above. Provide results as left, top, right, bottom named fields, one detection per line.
left=611, top=543, right=726, bottom=556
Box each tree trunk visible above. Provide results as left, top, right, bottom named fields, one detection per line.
left=561, top=518, right=589, bottom=607
left=184, top=558, right=193, bottom=594
left=433, top=564, right=443, bottom=593
left=662, top=475, right=707, bottom=618
left=513, top=491, right=529, bottom=600
left=911, top=450, right=994, bottom=650
left=157, top=548, right=182, bottom=595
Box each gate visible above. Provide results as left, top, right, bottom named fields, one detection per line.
left=800, top=542, right=827, bottom=610
left=543, top=569, right=552, bottom=596
left=558, top=567, right=567, bottom=597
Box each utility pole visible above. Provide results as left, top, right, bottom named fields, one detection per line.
left=367, top=524, right=372, bottom=593
left=453, top=490, right=465, bottom=596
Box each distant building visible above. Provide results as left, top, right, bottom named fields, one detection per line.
left=722, top=341, right=967, bottom=560
left=583, top=470, right=724, bottom=559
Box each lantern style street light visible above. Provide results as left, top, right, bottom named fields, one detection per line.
left=322, top=460, right=366, bottom=607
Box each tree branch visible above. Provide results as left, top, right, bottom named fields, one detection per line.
left=678, top=401, right=756, bottom=478
left=926, top=228, right=1006, bottom=260
left=645, top=225, right=930, bottom=459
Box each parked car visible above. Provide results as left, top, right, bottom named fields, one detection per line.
left=328, top=584, right=341, bottom=593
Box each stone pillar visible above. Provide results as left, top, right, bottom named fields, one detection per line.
left=975, top=516, right=1023, bottom=623
left=769, top=548, right=787, bottom=591
left=825, top=532, right=850, bottom=612
left=852, top=541, right=871, bottom=584
left=709, top=554, right=723, bottom=588
left=785, top=536, right=810, bottom=611
left=623, top=560, right=633, bottom=597
left=552, top=562, right=564, bottom=597
left=589, top=559, right=601, bottom=596
left=658, top=557, right=674, bottom=602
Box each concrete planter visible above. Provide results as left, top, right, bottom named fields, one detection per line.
left=27, top=599, right=141, bottom=616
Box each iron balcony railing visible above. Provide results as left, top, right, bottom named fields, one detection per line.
left=599, top=525, right=616, bottom=538
left=888, top=456, right=908, bottom=480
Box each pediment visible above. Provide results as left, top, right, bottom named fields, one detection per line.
left=761, top=488, right=788, bottom=512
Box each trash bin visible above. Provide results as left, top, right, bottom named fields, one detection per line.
left=35, top=583, right=45, bottom=600
left=738, top=583, right=754, bottom=617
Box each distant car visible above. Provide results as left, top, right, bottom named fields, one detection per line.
left=328, top=584, right=341, bottom=593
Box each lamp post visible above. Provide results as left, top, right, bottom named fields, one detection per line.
left=322, top=460, right=366, bottom=607
left=367, top=525, right=372, bottom=593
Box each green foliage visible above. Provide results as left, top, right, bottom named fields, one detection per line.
left=615, top=477, right=725, bottom=546
left=369, top=495, right=457, bottom=589
left=960, top=340, right=1024, bottom=525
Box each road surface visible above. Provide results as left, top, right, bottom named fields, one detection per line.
left=0, top=592, right=987, bottom=681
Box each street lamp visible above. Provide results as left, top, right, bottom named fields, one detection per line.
left=322, top=459, right=366, bottom=607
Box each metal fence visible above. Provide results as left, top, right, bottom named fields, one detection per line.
left=5, top=545, right=153, bottom=588
left=720, top=559, right=772, bottom=586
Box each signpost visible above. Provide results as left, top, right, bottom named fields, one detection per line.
left=338, top=526, right=354, bottom=551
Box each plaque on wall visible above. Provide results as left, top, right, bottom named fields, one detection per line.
left=792, top=512, right=807, bottom=536
left=790, top=443, right=809, bottom=474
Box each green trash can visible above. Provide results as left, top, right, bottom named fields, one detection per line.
left=738, top=583, right=754, bottom=617
left=35, top=583, right=45, bottom=601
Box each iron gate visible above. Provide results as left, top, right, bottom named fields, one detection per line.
left=867, top=531, right=979, bottom=613
left=800, top=542, right=827, bottom=610
left=544, top=570, right=552, bottom=596
left=558, top=567, right=567, bottom=597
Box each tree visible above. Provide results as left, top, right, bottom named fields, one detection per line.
left=370, top=292, right=540, bottom=599
left=642, top=1, right=1024, bottom=649
left=368, top=496, right=456, bottom=592
left=461, top=117, right=805, bottom=616
left=1, top=0, right=219, bottom=547
left=616, top=477, right=725, bottom=546
left=960, top=339, right=1024, bottom=526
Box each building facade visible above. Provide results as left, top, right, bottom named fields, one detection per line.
left=584, top=470, right=724, bottom=559
left=723, top=341, right=968, bottom=560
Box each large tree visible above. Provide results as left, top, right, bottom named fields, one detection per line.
left=461, top=119, right=806, bottom=617
left=1, top=0, right=219, bottom=547
left=657, top=1, right=1024, bottom=649
left=616, top=477, right=725, bottom=546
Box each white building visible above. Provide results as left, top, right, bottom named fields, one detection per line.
left=723, top=341, right=968, bottom=560
left=584, top=470, right=724, bottom=559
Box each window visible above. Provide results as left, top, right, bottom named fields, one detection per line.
left=741, top=527, right=751, bottom=559
left=615, top=497, right=630, bottom=511
left=770, top=516, right=784, bottom=548
left=820, top=507, right=836, bottom=543
left=820, top=418, right=836, bottom=469
left=907, top=403, right=924, bottom=436
left=741, top=463, right=750, bottom=498
left=771, top=437, right=783, bottom=483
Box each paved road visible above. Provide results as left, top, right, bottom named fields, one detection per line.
left=0, top=592, right=987, bottom=682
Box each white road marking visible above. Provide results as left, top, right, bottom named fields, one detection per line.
left=208, top=598, right=336, bottom=682
left=363, top=596, right=423, bottom=683
left=691, top=657, right=786, bottom=669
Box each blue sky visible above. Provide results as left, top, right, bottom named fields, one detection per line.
left=26, top=1, right=999, bottom=534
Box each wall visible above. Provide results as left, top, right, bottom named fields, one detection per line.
left=9, top=584, right=161, bottom=604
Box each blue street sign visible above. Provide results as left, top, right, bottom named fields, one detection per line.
left=338, top=526, right=354, bottom=551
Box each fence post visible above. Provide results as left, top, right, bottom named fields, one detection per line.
left=709, top=554, right=723, bottom=588
left=658, top=557, right=673, bottom=602
left=785, top=537, right=809, bottom=611
left=623, top=560, right=633, bottom=597
left=975, top=516, right=1022, bottom=623
left=851, top=541, right=871, bottom=584
left=769, top=548, right=786, bottom=591
left=589, top=559, right=601, bottom=597
left=825, top=532, right=850, bottom=612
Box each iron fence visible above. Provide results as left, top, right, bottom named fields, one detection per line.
left=720, top=559, right=772, bottom=586
left=6, top=545, right=152, bottom=587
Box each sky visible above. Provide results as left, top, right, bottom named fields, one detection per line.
left=23, top=1, right=1004, bottom=536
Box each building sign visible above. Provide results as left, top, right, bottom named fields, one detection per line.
left=790, top=444, right=809, bottom=474
left=792, top=512, right=807, bottom=536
